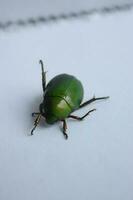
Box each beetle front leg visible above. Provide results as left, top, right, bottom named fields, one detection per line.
left=68, top=109, right=96, bottom=120
left=32, top=112, right=40, bottom=117
left=62, top=119, right=68, bottom=139
left=31, top=114, right=41, bottom=135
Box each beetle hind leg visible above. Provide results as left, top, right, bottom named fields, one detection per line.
left=61, top=119, right=68, bottom=139
left=68, top=109, right=96, bottom=121
left=39, top=59, right=47, bottom=93
left=79, top=95, right=109, bottom=109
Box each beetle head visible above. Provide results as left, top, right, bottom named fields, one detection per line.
left=39, top=102, right=57, bottom=124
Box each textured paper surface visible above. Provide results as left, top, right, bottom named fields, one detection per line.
left=0, top=10, right=133, bottom=200
left=0, top=0, right=133, bottom=22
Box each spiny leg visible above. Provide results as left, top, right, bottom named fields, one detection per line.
left=68, top=109, right=96, bottom=121
left=31, top=114, right=41, bottom=135
left=39, top=59, right=47, bottom=93
left=32, top=112, right=40, bottom=117
left=62, top=119, right=68, bottom=139
left=79, top=95, right=109, bottom=109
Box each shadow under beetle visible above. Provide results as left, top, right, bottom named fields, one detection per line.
left=31, top=60, right=109, bottom=139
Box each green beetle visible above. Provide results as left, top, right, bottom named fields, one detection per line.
left=31, top=60, right=109, bottom=139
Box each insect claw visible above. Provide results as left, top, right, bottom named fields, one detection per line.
left=64, top=133, right=68, bottom=139
left=31, top=125, right=37, bottom=135
left=31, top=129, right=34, bottom=135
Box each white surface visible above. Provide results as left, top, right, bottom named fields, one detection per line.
left=0, top=0, right=133, bottom=22
left=0, top=11, right=133, bottom=200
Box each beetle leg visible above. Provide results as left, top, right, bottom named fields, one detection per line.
left=68, top=109, right=96, bottom=121
left=62, top=119, right=68, bottom=139
left=31, top=114, right=41, bottom=135
left=32, top=112, right=40, bottom=117
left=79, top=96, right=109, bottom=109
left=39, top=60, right=47, bottom=93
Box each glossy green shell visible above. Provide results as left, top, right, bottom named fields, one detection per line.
left=43, top=74, right=84, bottom=124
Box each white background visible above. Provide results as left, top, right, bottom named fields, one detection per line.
left=0, top=8, right=133, bottom=200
